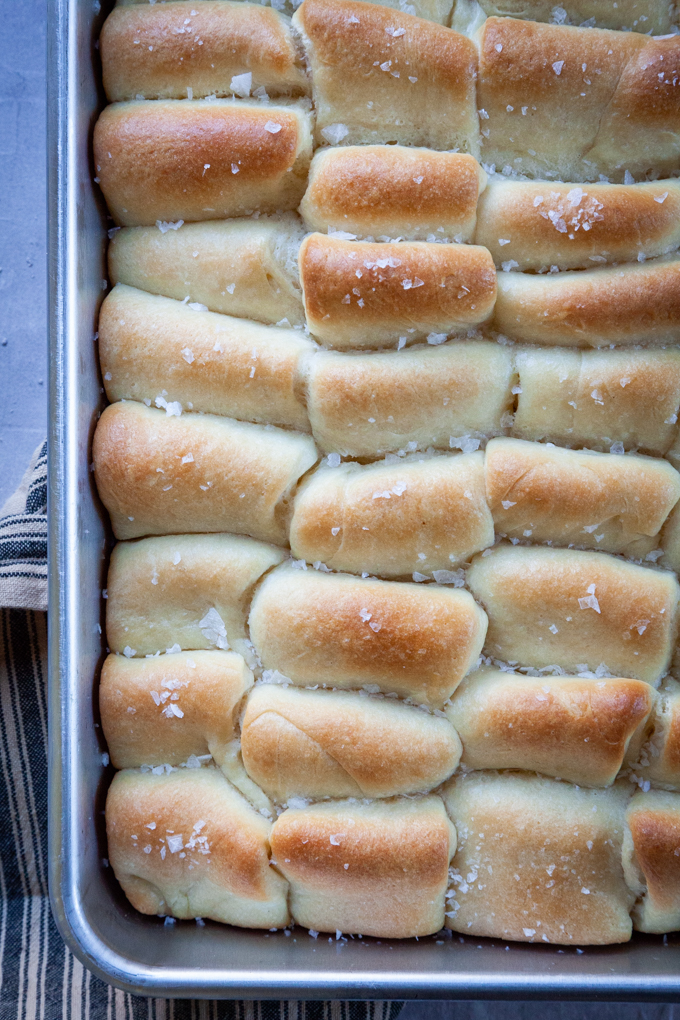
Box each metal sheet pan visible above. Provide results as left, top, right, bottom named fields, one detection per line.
left=46, top=0, right=680, bottom=999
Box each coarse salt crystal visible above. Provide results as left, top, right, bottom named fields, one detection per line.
left=321, top=123, right=349, bottom=145
left=181, top=348, right=194, bottom=364
left=230, top=71, right=252, bottom=97
left=552, top=60, right=564, bottom=75
left=264, top=121, right=282, bottom=134
left=123, top=646, right=136, bottom=658
left=198, top=607, right=229, bottom=649
left=156, top=220, right=184, bottom=233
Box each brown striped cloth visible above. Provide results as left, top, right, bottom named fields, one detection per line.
left=0, top=446, right=404, bottom=1019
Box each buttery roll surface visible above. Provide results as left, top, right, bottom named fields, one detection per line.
left=92, top=401, right=318, bottom=543
left=485, top=437, right=680, bottom=557
left=466, top=545, right=680, bottom=683
left=624, top=789, right=680, bottom=934
left=461, top=0, right=675, bottom=33
left=99, top=285, right=313, bottom=431
left=94, top=99, right=312, bottom=226
left=300, top=147, right=486, bottom=243
left=106, top=768, right=289, bottom=926
left=306, top=341, right=514, bottom=457
left=632, top=677, right=680, bottom=791
left=270, top=796, right=456, bottom=937
left=289, top=452, right=494, bottom=577
left=447, top=667, right=653, bottom=787
left=116, top=0, right=456, bottom=17
left=293, top=0, right=479, bottom=152
left=108, top=218, right=305, bottom=326
left=241, top=684, right=461, bottom=799
left=248, top=563, right=488, bottom=707
left=443, top=771, right=634, bottom=945
left=300, top=235, right=497, bottom=349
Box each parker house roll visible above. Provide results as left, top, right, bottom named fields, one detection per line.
left=467, top=545, right=680, bottom=684
left=300, top=235, right=497, bottom=349
left=485, top=437, right=680, bottom=558
left=241, top=684, right=462, bottom=800
left=99, top=285, right=314, bottom=431
left=108, top=217, right=305, bottom=327
left=306, top=341, right=514, bottom=458
left=94, top=99, right=313, bottom=226
left=106, top=768, right=289, bottom=927
left=624, top=789, right=680, bottom=934
left=476, top=179, right=680, bottom=273
left=443, top=771, right=634, bottom=945
left=300, top=147, right=486, bottom=243
left=289, top=452, right=494, bottom=578
left=631, top=677, right=680, bottom=791
left=117, top=0, right=457, bottom=23
left=270, top=796, right=456, bottom=937
left=248, top=563, right=488, bottom=707
left=454, top=0, right=676, bottom=34
left=512, top=347, right=680, bottom=457
left=293, top=0, right=479, bottom=153
left=447, top=667, right=653, bottom=787
left=92, top=401, right=318, bottom=544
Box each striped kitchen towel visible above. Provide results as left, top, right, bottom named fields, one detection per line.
left=0, top=440, right=48, bottom=611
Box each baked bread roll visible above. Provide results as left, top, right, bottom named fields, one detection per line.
left=241, top=684, right=461, bottom=799
left=248, top=563, right=488, bottom=707
left=106, top=768, right=289, bottom=926
left=631, top=677, right=680, bottom=791
left=94, top=99, right=313, bottom=226
left=292, top=0, right=479, bottom=152
left=92, top=401, right=318, bottom=543
left=108, top=217, right=305, bottom=326
left=306, top=341, right=514, bottom=457
left=99, top=285, right=314, bottom=431
left=442, top=771, right=634, bottom=945
left=289, top=452, right=494, bottom=577
left=447, top=667, right=653, bottom=787
left=300, top=234, right=497, bottom=348
left=466, top=545, right=680, bottom=683
left=485, top=437, right=680, bottom=558
left=459, top=0, right=675, bottom=34
left=269, top=796, right=456, bottom=937
left=117, top=0, right=456, bottom=22
left=624, top=789, right=680, bottom=934
left=512, top=347, right=680, bottom=457
left=476, top=179, right=680, bottom=272
left=300, top=147, right=486, bottom=243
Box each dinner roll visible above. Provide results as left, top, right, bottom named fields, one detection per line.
left=460, top=0, right=675, bottom=34
left=447, top=667, right=653, bottom=787
left=92, top=401, right=318, bottom=543
left=241, top=684, right=461, bottom=799
left=466, top=545, right=680, bottom=684
left=306, top=341, right=514, bottom=457
left=289, top=452, right=494, bottom=577
left=442, top=771, right=634, bottom=945
left=270, top=796, right=455, bottom=937
left=108, top=217, right=305, bottom=326
left=624, top=789, right=680, bottom=934
left=300, top=147, right=486, bottom=242
left=485, top=437, right=680, bottom=557
left=631, top=677, right=680, bottom=791
left=94, top=99, right=313, bottom=226
left=248, top=563, right=488, bottom=707
left=293, top=0, right=479, bottom=152
left=106, top=768, right=289, bottom=926
left=118, top=0, right=456, bottom=20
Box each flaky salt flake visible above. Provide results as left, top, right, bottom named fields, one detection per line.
left=610, top=441, right=625, bottom=455
left=230, top=71, right=252, bottom=97
left=359, top=608, right=372, bottom=622
left=155, top=395, right=182, bottom=416
left=523, top=928, right=536, bottom=937
left=450, top=435, right=481, bottom=453
left=501, top=260, right=519, bottom=272
left=309, top=930, right=319, bottom=938
left=326, top=453, right=341, bottom=467
left=123, top=646, right=136, bottom=658
left=412, top=572, right=429, bottom=583
left=321, top=123, right=349, bottom=145
left=181, top=348, right=194, bottom=364
left=581, top=887, right=590, bottom=894
left=167, top=834, right=184, bottom=853
left=198, top=607, right=229, bottom=649
left=655, top=192, right=669, bottom=203
left=501, top=500, right=516, bottom=510
left=369, top=621, right=382, bottom=632
left=432, top=569, right=465, bottom=586
left=427, top=332, right=448, bottom=345
left=156, top=220, right=184, bottom=233
left=165, top=643, right=181, bottom=654
left=552, top=60, right=564, bottom=75
left=163, top=703, right=184, bottom=719
left=386, top=25, right=405, bottom=36
left=188, top=302, right=207, bottom=312
left=624, top=170, right=635, bottom=185
left=264, top=121, right=282, bottom=134
left=329, top=834, right=344, bottom=845
left=498, top=239, right=511, bottom=246
left=578, top=591, right=601, bottom=613
left=665, top=413, right=678, bottom=425
left=181, top=452, right=193, bottom=465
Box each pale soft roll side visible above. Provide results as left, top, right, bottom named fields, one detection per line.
left=631, top=677, right=680, bottom=791
left=300, top=234, right=497, bottom=348
left=289, top=453, right=494, bottom=578
left=241, top=684, right=461, bottom=800
left=117, top=0, right=456, bottom=23
left=623, top=789, right=680, bottom=934
left=248, top=562, right=488, bottom=707
left=443, top=771, right=634, bottom=945
left=270, top=796, right=456, bottom=937
left=92, top=401, right=318, bottom=543
left=99, top=285, right=313, bottom=431
left=455, top=0, right=675, bottom=33
left=466, top=544, right=680, bottom=684
left=94, top=99, right=313, bottom=226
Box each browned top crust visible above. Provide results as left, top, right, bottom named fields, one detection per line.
left=626, top=790, right=680, bottom=923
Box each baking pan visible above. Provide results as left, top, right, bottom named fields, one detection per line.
left=46, top=0, right=680, bottom=999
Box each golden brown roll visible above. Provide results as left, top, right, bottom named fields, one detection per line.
left=443, top=771, right=634, bottom=945
left=248, top=563, right=488, bottom=707
left=99, top=285, right=314, bottom=431
left=117, top=0, right=456, bottom=22
left=293, top=0, right=479, bottom=152
left=94, top=99, right=313, bottom=226
left=623, top=789, right=680, bottom=934
left=476, top=179, right=680, bottom=272
left=447, top=667, right=653, bottom=787
left=300, top=146, right=486, bottom=243
left=459, top=0, right=675, bottom=33
left=270, top=796, right=456, bottom=937
left=108, top=217, right=305, bottom=326
left=466, top=544, right=680, bottom=684
left=306, top=341, right=515, bottom=457
left=106, top=768, right=289, bottom=927
left=241, top=684, right=461, bottom=799
left=631, top=677, right=680, bottom=791
left=485, top=437, right=680, bottom=557
left=289, top=452, right=494, bottom=577
left=92, top=401, right=318, bottom=543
